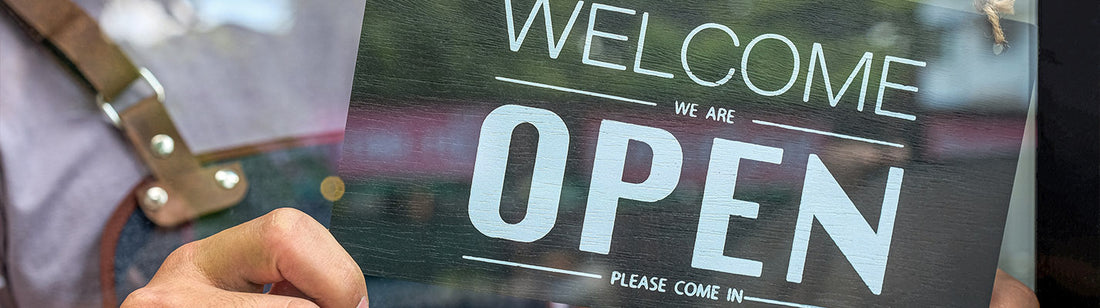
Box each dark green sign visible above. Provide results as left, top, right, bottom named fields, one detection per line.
left=333, top=0, right=1034, bottom=306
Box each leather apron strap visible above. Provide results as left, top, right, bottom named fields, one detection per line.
left=1, top=0, right=137, bottom=101
left=1, top=0, right=248, bottom=227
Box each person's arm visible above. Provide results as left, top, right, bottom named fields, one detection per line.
left=990, top=269, right=1039, bottom=308
left=122, top=208, right=368, bottom=308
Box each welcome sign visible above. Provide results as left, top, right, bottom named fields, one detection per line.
left=332, top=0, right=1034, bottom=306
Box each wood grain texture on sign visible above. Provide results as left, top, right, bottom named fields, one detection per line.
left=332, top=1, right=1035, bottom=306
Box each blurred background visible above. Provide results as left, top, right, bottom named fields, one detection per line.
left=71, top=0, right=1041, bottom=304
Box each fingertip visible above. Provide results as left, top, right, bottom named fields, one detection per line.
left=356, top=295, right=368, bottom=308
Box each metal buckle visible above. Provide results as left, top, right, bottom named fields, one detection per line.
left=103, top=67, right=249, bottom=227
left=95, top=67, right=165, bottom=127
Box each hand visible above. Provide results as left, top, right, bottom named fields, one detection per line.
left=122, top=208, right=368, bottom=307
left=990, top=268, right=1038, bottom=308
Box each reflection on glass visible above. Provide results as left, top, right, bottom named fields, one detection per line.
left=333, top=0, right=1037, bottom=306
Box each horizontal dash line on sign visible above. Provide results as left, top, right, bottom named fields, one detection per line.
left=461, top=255, right=603, bottom=279
left=752, top=120, right=905, bottom=148
left=494, top=76, right=657, bottom=107
left=745, top=296, right=825, bottom=308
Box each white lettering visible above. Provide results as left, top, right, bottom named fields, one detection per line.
left=579, top=120, right=683, bottom=254
left=582, top=3, right=635, bottom=70
left=786, top=154, right=904, bottom=295
left=633, top=12, right=674, bottom=78
left=504, top=0, right=585, bottom=59
left=692, top=139, right=783, bottom=277
left=803, top=43, right=874, bottom=111
left=468, top=105, right=569, bottom=242
left=874, top=56, right=924, bottom=121
left=681, top=23, right=740, bottom=87
left=742, top=33, right=801, bottom=96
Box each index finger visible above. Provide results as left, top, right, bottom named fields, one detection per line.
left=188, top=208, right=367, bottom=308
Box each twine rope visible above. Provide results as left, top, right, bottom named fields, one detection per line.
left=975, top=0, right=1015, bottom=53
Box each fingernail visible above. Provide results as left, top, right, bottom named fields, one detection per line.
left=356, top=296, right=368, bottom=308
